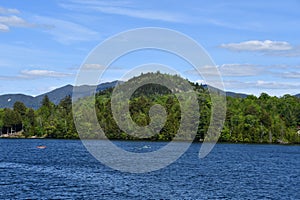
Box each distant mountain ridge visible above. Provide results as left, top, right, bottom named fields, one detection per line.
left=0, top=81, right=118, bottom=109
left=201, top=84, right=249, bottom=98
left=0, top=80, right=298, bottom=109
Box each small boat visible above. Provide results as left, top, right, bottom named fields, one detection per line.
left=37, top=145, right=46, bottom=149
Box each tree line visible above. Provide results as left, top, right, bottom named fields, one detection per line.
left=0, top=72, right=299, bottom=143
left=0, top=95, right=76, bottom=139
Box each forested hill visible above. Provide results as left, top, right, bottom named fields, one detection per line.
left=0, top=72, right=299, bottom=144
left=3, top=78, right=297, bottom=110
left=0, top=82, right=249, bottom=110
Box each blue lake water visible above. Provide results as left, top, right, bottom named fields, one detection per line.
left=0, top=139, right=299, bottom=199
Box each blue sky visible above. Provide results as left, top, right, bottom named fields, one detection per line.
left=0, top=0, right=299, bottom=96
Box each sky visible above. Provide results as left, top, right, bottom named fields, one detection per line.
left=0, top=0, right=300, bottom=96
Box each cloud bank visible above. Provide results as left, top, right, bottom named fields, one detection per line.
left=21, top=69, right=72, bottom=78
left=0, top=6, right=34, bottom=32
left=220, top=40, right=292, bottom=51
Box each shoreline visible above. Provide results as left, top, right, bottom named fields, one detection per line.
left=0, top=135, right=299, bottom=145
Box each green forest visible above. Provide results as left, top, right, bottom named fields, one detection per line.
left=1, top=72, right=300, bottom=144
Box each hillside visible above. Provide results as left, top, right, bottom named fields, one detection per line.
left=0, top=72, right=299, bottom=143
left=0, top=79, right=298, bottom=110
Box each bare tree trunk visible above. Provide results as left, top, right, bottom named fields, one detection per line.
left=269, top=131, right=272, bottom=143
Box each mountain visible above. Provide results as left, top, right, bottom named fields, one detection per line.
left=0, top=94, right=36, bottom=109
left=0, top=80, right=249, bottom=109
left=225, top=91, right=248, bottom=98
left=201, top=84, right=248, bottom=98
left=5, top=79, right=296, bottom=109
left=0, top=81, right=118, bottom=109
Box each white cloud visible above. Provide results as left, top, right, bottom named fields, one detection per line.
left=185, top=65, right=220, bottom=77
left=66, top=0, right=132, bottom=7
left=254, top=80, right=300, bottom=89
left=218, top=63, right=262, bottom=76
left=92, top=6, right=185, bottom=23
left=216, top=80, right=299, bottom=96
left=0, top=15, right=33, bottom=27
left=0, top=23, right=9, bottom=32
left=188, top=63, right=300, bottom=96
left=0, top=7, right=20, bottom=14
left=223, top=80, right=300, bottom=90
left=185, top=63, right=262, bottom=77
left=220, top=40, right=292, bottom=51
left=80, top=63, right=124, bottom=71
left=82, top=64, right=107, bottom=70
left=33, top=16, right=100, bottom=44
left=0, top=7, right=36, bottom=32
left=0, top=70, right=71, bottom=80
left=60, top=0, right=187, bottom=23
left=282, top=72, right=300, bottom=79
left=265, top=46, right=300, bottom=57
left=21, top=70, right=72, bottom=78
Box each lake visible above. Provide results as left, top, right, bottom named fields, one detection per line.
left=0, top=139, right=299, bottom=199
